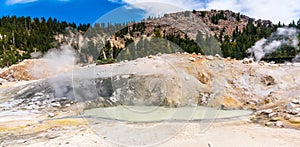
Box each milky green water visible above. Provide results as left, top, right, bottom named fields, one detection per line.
left=83, top=106, right=252, bottom=122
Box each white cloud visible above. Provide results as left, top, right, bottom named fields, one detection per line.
left=206, top=0, right=300, bottom=24
left=6, top=0, right=37, bottom=5
left=109, top=0, right=204, bottom=17
left=110, top=0, right=300, bottom=24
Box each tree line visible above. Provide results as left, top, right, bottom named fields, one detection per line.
left=1, top=14, right=300, bottom=67
left=0, top=15, right=90, bottom=67
left=220, top=19, right=300, bottom=60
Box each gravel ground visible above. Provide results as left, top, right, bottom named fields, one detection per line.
left=2, top=119, right=300, bottom=147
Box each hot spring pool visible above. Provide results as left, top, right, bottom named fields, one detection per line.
left=83, top=106, right=252, bottom=122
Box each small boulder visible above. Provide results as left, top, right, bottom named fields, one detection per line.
left=248, top=58, right=254, bottom=63
left=51, top=102, right=61, bottom=107
left=286, top=102, right=297, bottom=111
left=254, top=111, right=262, bottom=116
left=242, top=58, right=249, bottom=64
left=265, top=122, right=274, bottom=126
left=215, top=54, right=221, bottom=58
left=288, top=110, right=299, bottom=115
left=292, top=99, right=300, bottom=104
left=270, top=117, right=280, bottom=121
left=268, top=112, right=278, bottom=118
left=259, top=61, right=265, bottom=65
left=206, top=55, right=214, bottom=60
left=188, top=57, right=196, bottom=62
left=249, top=115, right=258, bottom=121
left=261, top=109, right=273, bottom=114
left=274, top=121, right=283, bottom=127
left=250, top=99, right=259, bottom=105
left=284, top=114, right=291, bottom=120
left=185, top=76, right=190, bottom=81
left=48, top=113, right=55, bottom=118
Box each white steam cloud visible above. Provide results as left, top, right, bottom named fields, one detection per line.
left=247, top=28, right=299, bottom=62
left=30, top=45, right=77, bottom=79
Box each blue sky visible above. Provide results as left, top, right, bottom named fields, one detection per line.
left=1, top=0, right=300, bottom=24
left=0, top=0, right=126, bottom=24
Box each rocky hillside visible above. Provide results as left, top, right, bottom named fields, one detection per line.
left=154, top=10, right=253, bottom=39
left=86, top=10, right=297, bottom=63
left=0, top=10, right=299, bottom=67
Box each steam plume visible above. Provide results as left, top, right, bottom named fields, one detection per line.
left=30, top=45, right=77, bottom=79
left=247, top=27, right=299, bottom=61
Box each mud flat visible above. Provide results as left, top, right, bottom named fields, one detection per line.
left=2, top=106, right=299, bottom=146
left=2, top=119, right=300, bottom=147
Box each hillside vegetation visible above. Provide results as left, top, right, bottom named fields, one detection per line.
left=0, top=10, right=300, bottom=67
